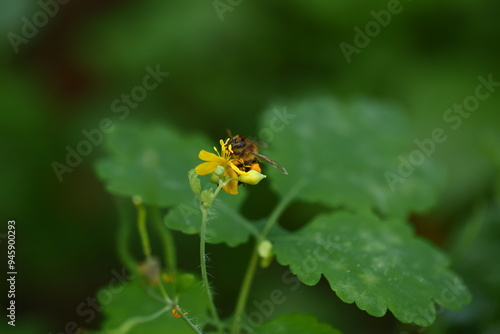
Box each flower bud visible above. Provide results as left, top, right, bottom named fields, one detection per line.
left=238, top=170, right=267, bottom=185
left=200, top=189, right=214, bottom=210
left=258, top=240, right=273, bottom=258
left=210, top=173, right=220, bottom=185
left=258, top=240, right=274, bottom=268
left=214, top=165, right=225, bottom=177
left=132, top=195, right=143, bottom=206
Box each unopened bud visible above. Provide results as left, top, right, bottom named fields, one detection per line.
left=238, top=170, right=266, bottom=185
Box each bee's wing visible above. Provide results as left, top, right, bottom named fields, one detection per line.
left=252, top=139, right=268, bottom=149
left=252, top=152, right=288, bottom=175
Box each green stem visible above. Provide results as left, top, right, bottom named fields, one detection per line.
left=158, top=279, right=172, bottom=304
left=260, top=179, right=306, bottom=240
left=175, top=305, right=204, bottom=334
left=196, top=180, right=232, bottom=332
left=230, top=244, right=259, bottom=334
left=230, top=179, right=305, bottom=334
left=200, top=206, right=222, bottom=331
left=115, top=197, right=139, bottom=276
left=151, top=206, right=177, bottom=276
left=135, top=200, right=151, bottom=261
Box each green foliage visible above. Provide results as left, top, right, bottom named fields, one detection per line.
left=5, top=0, right=499, bottom=332
left=93, top=277, right=208, bottom=334
left=165, top=193, right=258, bottom=246
left=93, top=96, right=472, bottom=332
left=95, top=122, right=258, bottom=246
left=254, top=98, right=470, bottom=325
left=259, top=98, right=444, bottom=218
left=256, top=314, right=341, bottom=334
left=270, top=212, right=471, bottom=326
left=95, top=123, right=208, bottom=207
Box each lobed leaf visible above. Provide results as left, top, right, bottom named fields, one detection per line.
left=95, top=123, right=207, bottom=207
left=165, top=191, right=258, bottom=246
left=270, top=211, right=472, bottom=326
left=95, top=122, right=259, bottom=246
left=256, top=313, right=342, bottom=334
left=259, top=98, right=444, bottom=217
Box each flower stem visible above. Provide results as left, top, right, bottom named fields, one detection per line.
left=135, top=199, right=151, bottom=261
left=115, top=197, right=139, bottom=276
left=230, top=179, right=306, bottom=334
left=200, top=206, right=222, bottom=332
left=175, top=305, right=204, bottom=334
left=151, top=206, right=177, bottom=277
left=158, top=279, right=172, bottom=303
left=260, top=179, right=307, bottom=240
left=230, top=244, right=259, bottom=334
left=135, top=199, right=173, bottom=303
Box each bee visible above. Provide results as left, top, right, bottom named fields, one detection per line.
left=227, top=130, right=288, bottom=175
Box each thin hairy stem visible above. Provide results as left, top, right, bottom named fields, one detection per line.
left=200, top=206, right=222, bottom=332
left=230, top=244, right=259, bottom=334
left=175, top=305, right=204, bottom=334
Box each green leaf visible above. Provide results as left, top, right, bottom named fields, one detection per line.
left=95, top=122, right=258, bottom=246
left=256, top=314, right=341, bottom=334
left=93, top=275, right=208, bottom=334
left=259, top=98, right=444, bottom=217
left=165, top=191, right=258, bottom=246
left=95, top=122, right=208, bottom=207
left=270, top=211, right=472, bottom=326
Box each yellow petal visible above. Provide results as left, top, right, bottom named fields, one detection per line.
left=195, top=161, right=219, bottom=175
left=198, top=150, right=222, bottom=162
left=223, top=167, right=239, bottom=195
left=223, top=180, right=239, bottom=195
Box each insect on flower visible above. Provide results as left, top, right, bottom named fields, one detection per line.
left=227, top=130, right=288, bottom=175
left=195, top=131, right=285, bottom=194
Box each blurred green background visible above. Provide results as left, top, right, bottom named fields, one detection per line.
left=1, top=0, right=500, bottom=333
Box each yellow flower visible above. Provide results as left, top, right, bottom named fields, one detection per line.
left=195, top=138, right=266, bottom=195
